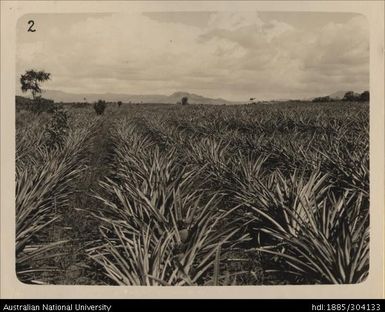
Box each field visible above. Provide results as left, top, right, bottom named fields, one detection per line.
left=15, top=100, right=369, bottom=285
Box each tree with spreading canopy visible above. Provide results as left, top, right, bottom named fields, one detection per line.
left=20, top=69, right=51, bottom=100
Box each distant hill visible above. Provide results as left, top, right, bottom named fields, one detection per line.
left=38, top=90, right=242, bottom=105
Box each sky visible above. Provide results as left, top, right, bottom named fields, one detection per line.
left=16, top=11, right=369, bottom=101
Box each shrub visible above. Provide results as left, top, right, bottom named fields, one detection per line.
left=181, top=96, right=189, bottom=105
left=94, top=100, right=107, bottom=115
left=44, top=109, right=69, bottom=150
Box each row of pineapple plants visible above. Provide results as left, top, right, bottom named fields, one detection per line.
left=16, top=110, right=100, bottom=283
left=87, top=102, right=369, bottom=285
left=86, top=120, right=251, bottom=285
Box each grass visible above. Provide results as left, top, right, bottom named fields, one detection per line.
left=15, top=100, right=369, bottom=285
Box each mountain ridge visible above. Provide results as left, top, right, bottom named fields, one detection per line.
left=36, top=90, right=243, bottom=105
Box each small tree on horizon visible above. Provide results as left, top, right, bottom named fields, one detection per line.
left=20, top=69, right=51, bottom=100
left=342, top=91, right=357, bottom=101
left=181, top=96, right=189, bottom=105
left=94, top=99, right=107, bottom=115
left=360, top=91, right=369, bottom=102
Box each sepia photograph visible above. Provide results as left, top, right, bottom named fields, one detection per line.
left=1, top=0, right=384, bottom=299
left=14, top=9, right=371, bottom=286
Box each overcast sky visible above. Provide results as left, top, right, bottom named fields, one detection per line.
left=16, top=11, right=369, bottom=101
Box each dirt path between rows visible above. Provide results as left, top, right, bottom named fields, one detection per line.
left=53, top=117, right=114, bottom=285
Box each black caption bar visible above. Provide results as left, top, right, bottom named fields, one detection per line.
left=1, top=300, right=384, bottom=312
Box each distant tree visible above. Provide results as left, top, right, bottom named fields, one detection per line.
left=359, top=91, right=369, bottom=102
left=343, top=91, right=358, bottom=101
left=181, top=96, right=189, bottom=105
left=117, top=101, right=122, bottom=107
left=20, top=69, right=51, bottom=113
left=94, top=100, right=107, bottom=115
left=20, top=69, right=51, bottom=100
left=312, top=96, right=331, bottom=103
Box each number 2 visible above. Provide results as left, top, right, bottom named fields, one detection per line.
left=27, top=20, right=36, bottom=32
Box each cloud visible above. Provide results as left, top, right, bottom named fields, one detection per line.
left=16, top=12, right=369, bottom=100
left=207, top=11, right=264, bottom=31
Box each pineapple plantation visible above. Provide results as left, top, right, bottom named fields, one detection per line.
left=15, top=100, right=369, bottom=285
